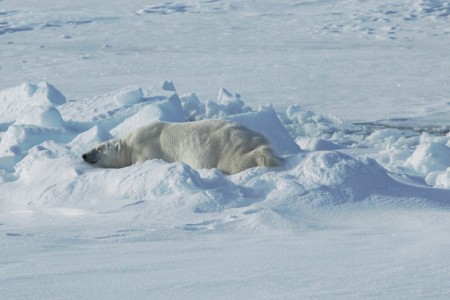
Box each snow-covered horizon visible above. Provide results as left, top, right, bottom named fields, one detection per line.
left=2, top=0, right=450, bottom=122
left=1, top=0, right=450, bottom=299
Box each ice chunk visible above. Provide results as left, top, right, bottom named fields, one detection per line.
left=33, top=82, right=67, bottom=105
left=162, top=80, right=176, bottom=92
left=404, top=142, right=450, bottom=176
left=181, top=93, right=205, bottom=121
left=0, top=82, right=66, bottom=124
left=209, top=88, right=250, bottom=118
left=180, top=88, right=251, bottom=120
left=15, top=106, right=65, bottom=128
left=364, top=129, right=403, bottom=147
left=217, top=88, right=233, bottom=102
left=114, top=87, right=144, bottom=106
left=282, top=104, right=343, bottom=142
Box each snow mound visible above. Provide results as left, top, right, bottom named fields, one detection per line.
left=296, top=151, right=387, bottom=189
left=1, top=81, right=450, bottom=231
left=0, top=144, right=401, bottom=227
left=0, top=82, right=66, bottom=124
left=15, top=105, right=65, bottom=128
left=114, top=87, right=144, bottom=106
left=405, top=142, right=450, bottom=175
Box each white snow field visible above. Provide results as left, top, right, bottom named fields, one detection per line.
left=1, top=0, right=450, bottom=299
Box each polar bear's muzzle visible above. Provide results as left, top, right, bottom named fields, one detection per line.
left=82, top=150, right=99, bottom=164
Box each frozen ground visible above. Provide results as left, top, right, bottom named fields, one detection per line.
left=2, top=0, right=450, bottom=121
left=1, top=0, right=450, bottom=299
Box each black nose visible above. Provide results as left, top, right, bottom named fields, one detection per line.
left=82, top=154, right=87, bottom=160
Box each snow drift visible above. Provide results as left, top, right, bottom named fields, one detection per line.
left=1, top=81, right=449, bottom=232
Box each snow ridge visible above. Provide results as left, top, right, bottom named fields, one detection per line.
left=1, top=81, right=449, bottom=233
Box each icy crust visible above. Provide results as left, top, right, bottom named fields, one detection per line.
left=0, top=81, right=450, bottom=231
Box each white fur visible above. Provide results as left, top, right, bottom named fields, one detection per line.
left=82, top=120, right=282, bottom=174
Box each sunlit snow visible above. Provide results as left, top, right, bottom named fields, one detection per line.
left=1, top=0, right=450, bottom=299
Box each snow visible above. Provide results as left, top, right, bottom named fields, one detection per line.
left=0, top=82, right=66, bottom=124
left=1, top=0, right=450, bottom=299
left=405, top=142, right=450, bottom=176
left=113, top=86, right=143, bottom=106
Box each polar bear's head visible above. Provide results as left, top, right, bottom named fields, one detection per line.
left=82, top=139, right=127, bottom=168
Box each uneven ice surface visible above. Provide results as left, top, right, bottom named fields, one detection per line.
left=1, top=81, right=448, bottom=212
left=1, top=0, right=450, bottom=298
left=1, top=82, right=450, bottom=300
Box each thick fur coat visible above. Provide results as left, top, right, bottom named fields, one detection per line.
left=82, top=119, right=281, bottom=174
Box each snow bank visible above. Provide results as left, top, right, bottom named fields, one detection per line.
left=0, top=82, right=66, bottom=124
left=1, top=81, right=449, bottom=228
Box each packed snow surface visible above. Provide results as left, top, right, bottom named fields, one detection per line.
left=1, top=0, right=450, bottom=299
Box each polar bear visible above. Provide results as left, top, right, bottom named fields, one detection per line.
left=82, top=119, right=282, bottom=174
